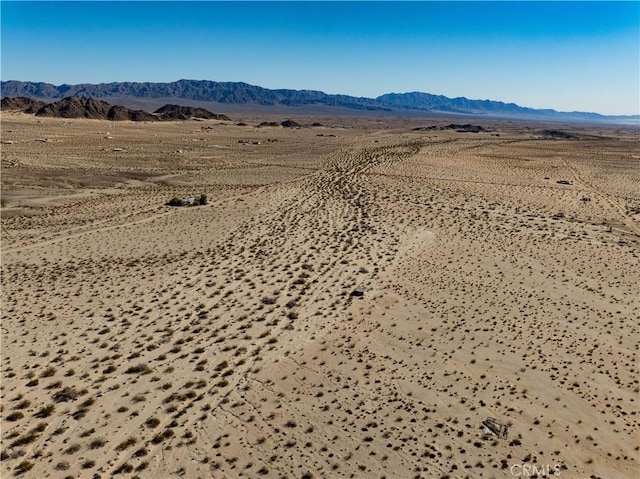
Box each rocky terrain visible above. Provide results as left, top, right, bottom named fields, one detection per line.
left=1, top=97, right=230, bottom=122
left=0, top=97, right=47, bottom=114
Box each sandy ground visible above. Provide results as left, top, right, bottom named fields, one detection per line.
left=1, top=113, right=639, bottom=479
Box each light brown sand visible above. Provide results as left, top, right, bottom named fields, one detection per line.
left=1, top=113, right=638, bottom=478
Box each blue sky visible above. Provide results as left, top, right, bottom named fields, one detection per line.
left=1, top=1, right=638, bottom=115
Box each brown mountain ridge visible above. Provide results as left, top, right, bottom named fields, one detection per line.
left=1, top=96, right=231, bottom=122
left=0, top=96, right=47, bottom=114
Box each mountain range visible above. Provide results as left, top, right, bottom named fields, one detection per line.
left=0, top=96, right=230, bottom=122
left=2, top=79, right=637, bottom=122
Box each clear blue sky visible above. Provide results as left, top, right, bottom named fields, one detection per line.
left=1, top=1, right=638, bottom=115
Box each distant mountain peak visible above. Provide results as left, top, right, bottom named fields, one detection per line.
left=1, top=80, right=637, bottom=122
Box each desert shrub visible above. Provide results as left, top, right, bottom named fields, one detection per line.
left=80, top=428, right=95, bottom=438
left=145, top=417, right=161, bottom=428
left=125, top=363, right=152, bottom=375
left=6, top=411, right=24, bottom=422
left=150, top=433, right=165, bottom=444
left=31, top=423, right=47, bottom=433
left=197, top=194, right=207, bottom=205
left=113, top=462, right=134, bottom=474
left=55, top=461, right=70, bottom=470
left=52, top=387, right=79, bottom=403
left=14, top=460, right=34, bottom=475
left=64, top=444, right=81, bottom=454
left=10, top=433, right=39, bottom=448
left=40, top=367, right=56, bottom=378
left=214, top=360, right=228, bottom=372
left=13, top=399, right=31, bottom=409
left=88, top=438, right=106, bottom=449
left=166, top=197, right=184, bottom=207
left=132, top=447, right=148, bottom=458
left=115, top=436, right=137, bottom=451
left=72, top=408, right=88, bottom=420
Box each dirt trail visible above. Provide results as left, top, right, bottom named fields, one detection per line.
left=561, top=158, right=640, bottom=236
left=123, top=139, right=435, bottom=478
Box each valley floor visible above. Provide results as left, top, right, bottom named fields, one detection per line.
left=1, top=114, right=639, bottom=478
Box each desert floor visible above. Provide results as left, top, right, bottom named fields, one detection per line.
left=1, top=113, right=639, bottom=479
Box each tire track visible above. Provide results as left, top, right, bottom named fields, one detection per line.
left=562, top=158, right=640, bottom=236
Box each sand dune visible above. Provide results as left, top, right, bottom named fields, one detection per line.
left=1, top=113, right=638, bottom=478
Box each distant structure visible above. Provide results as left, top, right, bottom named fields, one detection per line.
left=482, top=418, right=508, bottom=439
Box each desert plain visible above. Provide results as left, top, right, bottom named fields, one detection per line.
left=1, top=111, right=638, bottom=479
